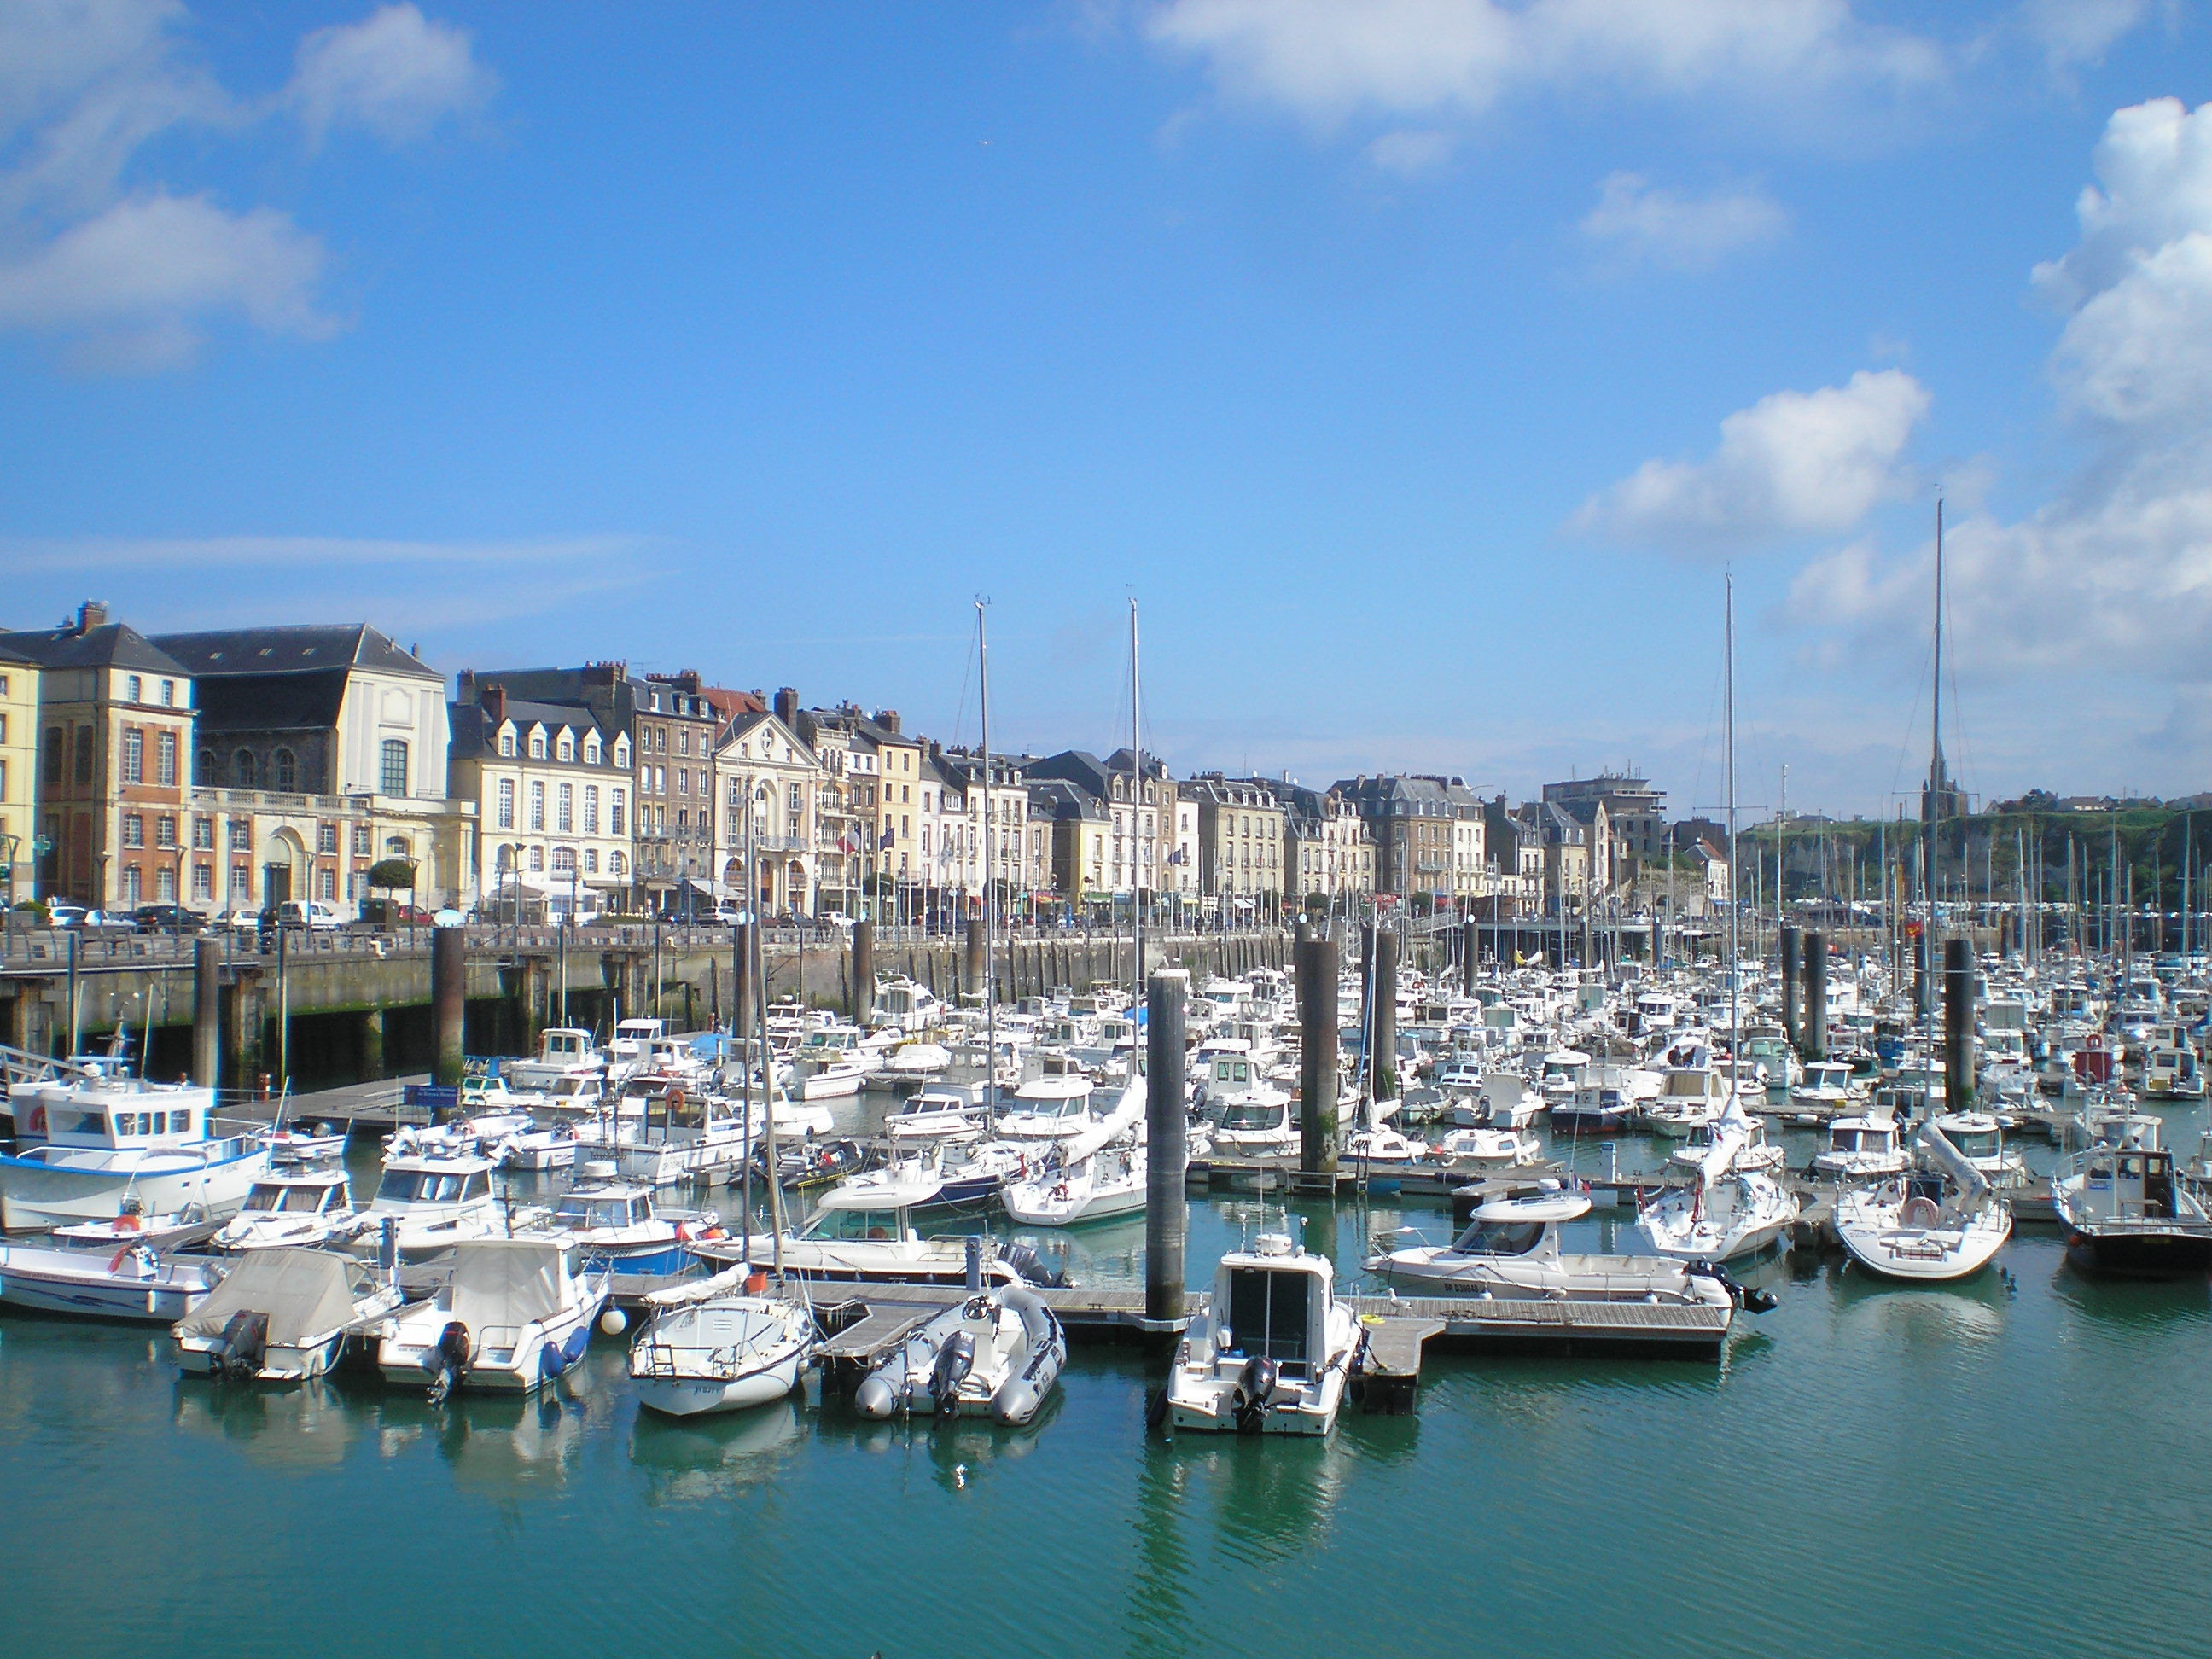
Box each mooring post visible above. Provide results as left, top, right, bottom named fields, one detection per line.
left=1944, top=935, right=1975, bottom=1109
left=1803, top=930, right=1828, bottom=1062
left=1462, top=918, right=1480, bottom=994
left=1371, top=923, right=1399, bottom=1105
left=432, top=924, right=467, bottom=1087
left=1298, top=926, right=1340, bottom=1175
left=1144, top=967, right=1189, bottom=1326
left=852, top=919, right=874, bottom=1024
left=963, top=917, right=985, bottom=1002
left=192, top=934, right=222, bottom=1087
left=1779, top=925, right=1802, bottom=1052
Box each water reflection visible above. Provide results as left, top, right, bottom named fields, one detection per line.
left=629, top=1397, right=805, bottom=1505
left=171, top=1375, right=364, bottom=1467
left=1828, top=1264, right=2011, bottom=1345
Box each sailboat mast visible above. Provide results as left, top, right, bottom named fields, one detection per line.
left=977, top=600, right=998, bottom=1120
left=1130, top=597, right=1143, bottom=1010
left=1926, top=498, right=1944, bottom=951
left=1725, top=573, right=1739, bottom=1057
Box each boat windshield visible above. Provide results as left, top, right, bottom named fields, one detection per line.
left=1951, top=1130, right=2000, bottom=1160
left=802, top=1208, right=902, bottom=1243
left=245, top=1182, right=333, bottom=1213
left=555, top=1196, right=638, bottom=1230
left=1449, top=1219, right=1545, bottom=1256
left=377, top=1168, right=483, bottom=1204
left=1220, top=1101, right=1283, bottom=1130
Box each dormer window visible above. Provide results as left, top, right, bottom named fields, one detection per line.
left=585, top=736, right=600, bottom=765
left=529, top=730, right=547, bottom=760
left=498, top=729, right=515, bottom=757
left=556, top=733, right=574, bottom=762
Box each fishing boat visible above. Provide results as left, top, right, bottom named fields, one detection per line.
left=853, top=1284, right=1066, bottom=1425
left=0, top=1069, right=266, bottom=1231
left=628, top=1270, right=816, bottom=1417
left=1365, top=1182, right=1762, bottom=1317
left=1836, top=1121, right=2012, bottom=1281
left=212, top=1169, right=357, bottom=1251
left=544, top=1167, right=723, bottom=1303
left=376, top=1237, right=609, bottom=1399
left=2052, top=1128, right=2212, bottom=1277
left=174, top=1248, right=403, bottom=1382
left=330, top=1150, right=508, bottom=1276
left=1161, top=1230, right=1361, bottom=1437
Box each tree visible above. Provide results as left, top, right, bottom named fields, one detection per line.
left=366, top=858, right=418, bottom=923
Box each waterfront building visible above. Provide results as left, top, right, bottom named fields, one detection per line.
left=1332, top=773, right=1485, bottom=911
left=939, top=748, right=1051, bottom=920
left=1, top=603, right=195, bottom=911
left=1271, top=782, right=1377, bottom=905
left=1028, top=777, right=1110, bottom=915
left=1543, top=772, right=1667, bottom=865
left=782, top=693, right=921, bottom=922
left=0, top=647, right=39, bottom=906
left=1024, top=748, right=1176, bottom=913
left=712, top=708, right=821, bottom=917
left=448, top=677, right=632, bottom=919
left=154, top=625, right=470, bottom=912
left=1480, top=795, right=1546, bottom=916
left=1182, top=774, right=1286, bottom=921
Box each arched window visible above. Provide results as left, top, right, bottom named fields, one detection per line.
left=585, top=736, right=601, bottom=765
left=528, top=729, right=546, bottom=760
left=498, top=729, right=515, bottom=757
left=552, top=847, right=576, bottom=872
left=380, top=739, right=408, bottom=795
left=556, top=732, right=574, bottom=762
left=495, top=845, right=515, bottom=871
left=233, top=749, right=256, bottom=788
left=197, top=748, right=215, bottom=785
left=385, top=837, right=408, bottom=857
left=608, top=851, right=627, bottom=876
left=273, top=748, right=296, bottom=791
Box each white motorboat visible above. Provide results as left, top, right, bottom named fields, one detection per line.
left=994, top=1076, right=1098, bottom=1141
left=1365, top=1183, right=1761, bottom=1319
left=1342, top=1126, right=1431, bottom=1163
left=331, top=1151, right=507, bottom=1276
left=544, top=1170, right=722, bottom=1303
left=883, top=1089, right=989, bottom=1144
left=212, top=1170, right=357, bottom=1251
left=1929, top=1112, right=2029, bottom=1188
left=482, top=1117, right=581, bottom=1172
left=500, top=1027, right=609, bottom=1094
left=1435, top=1126, right=1541, bottom=1172
left=1162, top=1231, right=1361, bottom=1436
left=1639, top=1103, right=1799, bottom=1260
left=700, top=1181, right=1058, bottom=1289
left=1788, top=1060, right=1863, bottom=1117
left=2052, top=1129, right=2212, bottom=1277
left=1451, top=1073, right=1542, bottom=1130
left=376, top=1236, right=609, bottom=1398
left=174, top=1248, right=403, bottom=1382
left=0, top=1233, right=225, bottom=1321
left=797, top=1059, right=870, bottom=1100
left=628, top=1274, right=815, bottom=1417
left=1000, top=1078, right=1149, bottom=1225
left=1642, top=1065, right=1729, bottom=1139
left=0, top=1071, right=267, bottom=1231
left=261, top=1122, right=349, bottom=1167
left=882, top=1041, right=954, bottom=1083
left=1209, top=1089, right=1298, bottom=1156
left=853, top=1284, right=1067, bottom=1425
left=1811, top=1115, right=1907, bottom=1181
left=1837, top=1120, right=2012, bottom=1281
left=2144, top=1045, right=2205, bottom=1101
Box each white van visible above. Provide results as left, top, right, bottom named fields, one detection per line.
left=276, top=899, right=346, bottom=933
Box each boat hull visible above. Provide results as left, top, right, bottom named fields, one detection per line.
left=0, top=1144, right=269, bottom=1231
left=2062, top=1229, right=2212, bottom=1278
left=633, top=1350, right=802, bottom=1417
left=0, top=1245, right=220, bottom=1322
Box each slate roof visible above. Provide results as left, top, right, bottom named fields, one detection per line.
left=153, top=625, right=437, bottom=682
left=0, top=622, right=189, bottom=676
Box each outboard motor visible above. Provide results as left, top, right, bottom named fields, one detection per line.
left=930, top=1329, right=978, bottom=1418
left=425, top=1319, right=471, bottom=1403
left=998, top=1243, right=1066, bottom=1289
left=1231, top=1354, right=1279, bottom=1435
left=211, top=1310, right=270, bottom=1382
left=1685, top=1260, right=1778, bottom=1314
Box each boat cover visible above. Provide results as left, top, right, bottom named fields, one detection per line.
left=176, top=1249, right=362, bottom=1345
left=450, top=1239, right=571, bottom=1327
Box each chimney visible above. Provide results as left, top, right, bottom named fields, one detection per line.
left=774, top=687, right=798, bottom=726
left=77, top=600, right=108, bottom=633
left=484, top=684, right=508, bottom=724
left=875, top=708, right=902, bottom=736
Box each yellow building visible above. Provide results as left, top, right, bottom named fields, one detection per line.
left=0, top=645, right=38, bottom=905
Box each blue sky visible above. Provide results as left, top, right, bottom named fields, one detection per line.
left=3, top=3, right=2210, bottom=824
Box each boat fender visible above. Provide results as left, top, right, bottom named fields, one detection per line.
left=932, top=1330, right=978, bottom=1417
left=598, top=1307, right=627, bottom=1337
left=1231, top=1355, right=1278, bottom=1435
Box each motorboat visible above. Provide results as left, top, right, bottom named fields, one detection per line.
left=1534, top=1048, right=1591, bottom=1108
left=1639, top=1103, right=1799, bottom=1261
left=1788, top=1060, right=1862, bottom=1118
left=883, top=1090, right=988, bottom=1144
left=1342, top=1125, right=1431, bottom=1163
left=853, top=1284, right=1066, bottom=1425
left=1836, top=1121, right=2012, bottom=1281
left=2145, top=1045, right=2205, bottom=1102
left=1001, top=1079, right=1149, bottom=1224
left=0, top=1071, right=267, bottom=1231
left=579, top=1081, right=757, bottom=1186
left=1547, top=1063, right=1644, bottom=1135
left=1451, top=1074, right=1542, bottom=1131
left=212, top=1170, right=357, bottom=1251
left=628, top=1272, right=816, bottom=1417
left=0, top=1232, right=224, bottom=1321
left=500, top=1027, right=609, bottom=1094
left=1811, top=1115, right=1907, bottom=1182
left=1929, top=1113, right=2029, bottom=1188
left=882, top=1041, right=954, bottom=1085
left=1435, top=1126, right=1541, bottom=1173
left=375, top=1236, right=609, bottom=1398
left=481, top=1117, right=582, bottom=1172
left=544, top=1168, right=723, bottom=1304
left=698, top=1181, right=1062, bottom=1289
left=174, top=1248, right=403, bottom=1382
left=331, top=1151, right=508, bottom=1277
left=994, top=1076, right=1098, bottom=1141
left=2052, top=1129, right=2212, bottom=1277
left=261, top=1121, right=349, bottom=1167
left=1161, top=1230, right=1361, bottom=1436
left=1209, top=1089, right=1298, bottom=1156
left=1642, top=1065, right=1729, bottom=1139
left=1365, top=1182, right=1759, bottom=1318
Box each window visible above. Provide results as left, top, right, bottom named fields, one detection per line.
left=528, top=780, right=545, bottom=831
left=230, top=863, right=251, bottom=899
left=273, top=748, right=296, bottom=791
left=121, top=864, right=141, bottom=904
left=584, top=785, right=599, bottom=834
left=380, top=739, right=408, bottom=796
left=386, top=837, right=407, bottom=857
left=155, top=865, right=175, bottom=901
left=585, top=736, right=601, bottom=765
left=679, top=729, right=691, bottom=755
left=352, top=824, right=370, bottom=856
left=529, top=730, right=546, bottom=759
left=499, top=730, right=515, bottom=757
left=160, top=679, right=175, bottom=707
left=677, top=808, right=689, bottom=831
left=678, top=767, right=689, bottom=795
left=614, top=741, right=629, bottom=769
left=233, top=750, right=256, bottom=789
left=791, top=783, right=803, bottom=818
left=192, top=864, right=212, bottom=901
left=553, top=847, right=576, bottom=872
left=585, top=849, right=598, bottom=873
left=655, top=765, right=667, bottom=794
left=608, top=851, right=626, bottom=875
left=317, top=822, right=337, bottom=855
left=556, top=732, right=573, bottom=762
left=610, top=789, right=626, bottom=835
left=495, top=845, right=515, bottom=871
left=527, top=846, right=544, bottom=872
left=196, top=748, right=214, bottom=785
left=155, top=730, right=176, bottom=788
left=73, top=725, right=94, bottom=784
left=121, top=813, right=144, bottom=847
left=155, top=815, right=178, bottom=849
left=120, top=727, right=142, bottom=783
left=316, top=868, right=336, bottom=902
left=496, top=778, right=516, bottom=830
left=228, top=818, right=250, bottom=852
left=557, top=783, right=573, bottom=833
left=126, top=674, right=143, bottom=703
left=191, top=817, right=214, bottom=851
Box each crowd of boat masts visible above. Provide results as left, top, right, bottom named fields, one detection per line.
left=3, top=908, right=2209, bottom=1435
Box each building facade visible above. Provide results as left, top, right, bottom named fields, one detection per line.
left=1273, top=783, right=1377, bottom=903
left=449, top=680, right=632, bottom=918
left=1183, top=775, right=1287, bottom=918
left=0, top=648, right=39, bottom=906
left=713, top=709, right=822, bottom=917
left=1334, top=773, right=1486, bottom=909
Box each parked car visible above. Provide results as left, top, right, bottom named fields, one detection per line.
left=358, top=898, right=436, bottom=927
left=269, top=900, right=346, bottom=933
left=210, top=907, right=263, bottom=934
left=49, top=905, right=136, bottom=933
left=131, top=904, right=206, bottom=935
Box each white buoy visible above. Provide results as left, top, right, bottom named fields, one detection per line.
left=599, top=1307, right=627, bottom=1336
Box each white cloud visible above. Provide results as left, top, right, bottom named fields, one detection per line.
left=1144, top=0, right=1942, bottom=126
left=1580, top=172, right=1787, bottom=270
left=0, top=2, right=492, bottom=372
left=1575, top=369, right=1930, bottom=551
left=1790, top=98, right=2212, bottom=695
left=2018, top=0, right=2154, bottom=70
left=1365, top=128, right=1455, bottom=176
left=288, top=3, right=495, bottom=148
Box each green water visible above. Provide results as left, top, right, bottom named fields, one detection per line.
left=6, top=1134, right=2212, bottom=1658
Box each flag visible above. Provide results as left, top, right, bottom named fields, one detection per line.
left=879, top=829, right=894, bottom=850
left=837, top=835, right=853, bottom=853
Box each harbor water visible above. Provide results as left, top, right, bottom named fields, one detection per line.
left=5, top=1106, right=2212, bottom=1657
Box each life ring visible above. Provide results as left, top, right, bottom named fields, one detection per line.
left=26, top=1105, right=45, bottom=1136
left=114, top=1212, right=141, bottom=1232
left=668, top=1087, right=687, bottom=1114
left=674, top=1221, right=691, bottom=1243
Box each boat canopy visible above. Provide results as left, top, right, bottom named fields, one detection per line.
left=176, top=1248, right=369, bottom=1347
left=450, top=1239, right=573, bottom=1327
